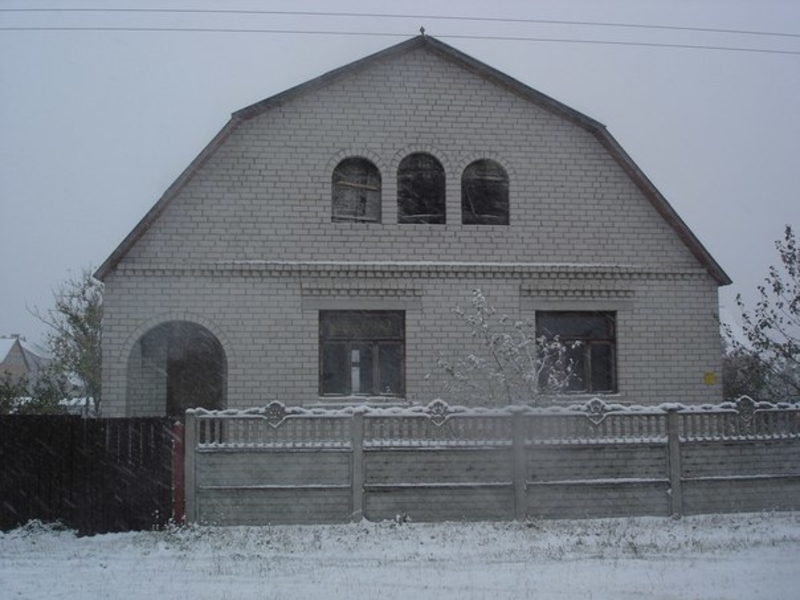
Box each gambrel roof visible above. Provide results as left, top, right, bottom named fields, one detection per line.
left=95, top=35, right=731, bottom=285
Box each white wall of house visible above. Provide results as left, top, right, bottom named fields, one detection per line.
left=100, top=42, right=724, bottom=416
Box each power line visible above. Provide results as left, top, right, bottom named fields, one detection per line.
left=443, top=33, right=800, bottom=55
left=1, top=7, right=798, bottom=40
left=1, top=26, right=798, bottom=56
left=0, top=25, right=408, bottom=38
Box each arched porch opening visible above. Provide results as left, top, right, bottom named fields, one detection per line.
left=126, top=321, right=227, bottom=417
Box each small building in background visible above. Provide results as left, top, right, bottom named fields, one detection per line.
left=0, top=335, right=51, bottom=384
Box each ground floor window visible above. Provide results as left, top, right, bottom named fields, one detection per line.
left=319, top=311, right=405, bottom=397
left=536, top=311, right=617, bottom=393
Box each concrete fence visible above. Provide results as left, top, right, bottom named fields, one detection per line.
left=183, top=397, right=800, bottom=525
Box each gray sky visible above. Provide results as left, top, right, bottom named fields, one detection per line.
left=1, top=0, right=798, bottom=345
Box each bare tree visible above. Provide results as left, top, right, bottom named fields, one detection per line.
left=433, top=289, right=579, bottom=406
left=721, top=339, right=771, bottom=401
left=33, top=270, right=103, bottom=414
left=729, top=225, right=800, bottom=400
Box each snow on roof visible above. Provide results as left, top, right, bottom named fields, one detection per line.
left=0, top=335, right=51, bottom=364
left=18, top=338, right=50, bottom=359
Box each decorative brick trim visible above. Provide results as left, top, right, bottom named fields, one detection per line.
left=325, top=148, right=388, bottom=177
left=302, top=288, right=423, bottom=298
left=523, top=288, right=636, bottom=299
left=301, top=278, right=422, bottom=298
left=117, top=262, right=709, bottom=281
left=521, top=279, right=636, bottom=300
left=390, top=143, right=453, bottom=177
left=454, top=150, right=518, bottom=181
left=118, top=311, right=236, bottom=372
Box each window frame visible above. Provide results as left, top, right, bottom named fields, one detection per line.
left=319, top=311, right=405, bottom=398
left=535, top=311, right=617, bottom=394
left=461, top=159, right=509, bottom=225
left=331, top=157, right=382, bottom=223
left=397, top=152, right=446, bottom=224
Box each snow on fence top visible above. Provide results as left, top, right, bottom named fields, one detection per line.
left=188, top=396, right=800, bottom=449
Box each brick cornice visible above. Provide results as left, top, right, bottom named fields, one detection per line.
left=115, top=261, right=709, bottom=281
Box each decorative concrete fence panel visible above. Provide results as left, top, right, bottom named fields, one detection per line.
left=184, top=397, right=800, bottom=525
left=678, top=402, right=800, bottom=515
left=186, top=409, right=354, bottom=525
left=361, top=407, right=515, bottom=522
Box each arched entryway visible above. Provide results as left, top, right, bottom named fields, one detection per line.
left=126, top=321, right=227, bottom=417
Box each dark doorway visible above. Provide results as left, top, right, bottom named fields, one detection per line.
left=128, top=321, right=227, bottom=417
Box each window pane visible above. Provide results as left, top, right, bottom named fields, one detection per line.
left=332, top=158, right=381, bottom=223
left=398, top=153, right=446, bottom=224
left=332, top=186, right=381, bottom=222
left=565, top=344, right=587, bottom=392
left=590, top=343, right=615, bottom=392
left=536, top=311, right=617, bottom=394
left=321, top=312, right=403, bottom=340
left=352, top=344, right=375, bottom=395
left=321, top=342, right=348, bottom=395
left=378, top=342, right=403, bottom=396
left=461, top=159, right=509, bottom=225
left=537, top=312, right=613, bottom=339
left=537, top=343, right=585, bottom=393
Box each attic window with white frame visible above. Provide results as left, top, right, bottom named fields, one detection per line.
left=397, top=153, right=446, bottom=224
left=461, top=159, right=509, bottom=225
left=332, top=157, right=382, bottom=223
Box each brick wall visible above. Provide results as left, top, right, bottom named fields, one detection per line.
left=101, top=44, right=724, bottom=416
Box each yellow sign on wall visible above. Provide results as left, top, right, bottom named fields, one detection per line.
left=703, top=372, right=717, bottom=386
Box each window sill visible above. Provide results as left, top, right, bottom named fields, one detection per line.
left=311, top=395, right=409, bottom=409
left=537, top=392, right=624, bottom=406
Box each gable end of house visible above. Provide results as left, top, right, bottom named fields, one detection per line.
left=95, top=35, right=729, bottom=286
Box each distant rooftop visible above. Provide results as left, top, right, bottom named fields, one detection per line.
left=0, top=334, right=51, bottom=362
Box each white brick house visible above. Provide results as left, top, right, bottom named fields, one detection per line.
left=96, top=35, right=730, bottom=417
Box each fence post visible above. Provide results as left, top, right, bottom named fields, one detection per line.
left=667, top=409, right=684, bottom=517
left=351, top=412, right=365, bottom=522
left=183, top=411, right=197, bottom=523
left=513, top=414, right=527, bottom=521
left=172, top=421, right=185, bottom=524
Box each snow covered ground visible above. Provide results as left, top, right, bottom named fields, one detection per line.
left=2, top=512, right=799, bottom=599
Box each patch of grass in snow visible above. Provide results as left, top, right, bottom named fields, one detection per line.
left=2, top=513, right=800, bottom=600
left=4, top=511, right=799, bottom=564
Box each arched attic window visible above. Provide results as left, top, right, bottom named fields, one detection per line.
left=332, top=157, right=382, bottom=223
left=397, top=152, right=446, bottom=224
left=461, top=159, right=509, bottom=225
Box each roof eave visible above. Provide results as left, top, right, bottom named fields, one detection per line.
left=95, top=117, right=242, bottom=281
left=422, top=36, right=606, bottom=132
left=234, top=35, right=606, bottom=133
left=595, top=130, right=732, bottom=286
left=233, top=36, right=427, bottom=121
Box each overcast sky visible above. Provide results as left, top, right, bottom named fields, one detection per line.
left=1, top=0, right=798, bottom=345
